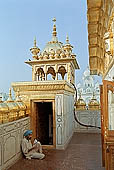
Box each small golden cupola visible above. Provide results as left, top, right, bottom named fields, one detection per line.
left=88, top=92, right=100, bottom=110
left=75, top=92, right=86, bottom=110
left=25, top=18, right=79, bottom=84
left=5, top=88, right=19, bottom=121
left=30, top=37, right=40, bottom=60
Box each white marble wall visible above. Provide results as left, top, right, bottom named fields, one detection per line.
left=55, top=94, right=74, bottom=149
left=104, top=64, right=114, bottom=81
left=0, top=117, right=30, bottom=170
left=74, top=110, right=101, bottom=133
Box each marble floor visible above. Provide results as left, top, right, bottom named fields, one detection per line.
left=8, top=132, right=105, bottom=170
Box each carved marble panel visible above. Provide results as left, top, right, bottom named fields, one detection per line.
left=0, top=117, right=30, bottom=170
left=3, top=135, right=16, bottom=163
left=55, top=94, right=74, bottom=149
left=74, top=110, right=101, bottom=132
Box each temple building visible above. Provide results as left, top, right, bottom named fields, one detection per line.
left=75, top=70, right=101, bottom=133
left=87, top=0, right=114, bottom=169
left=77, top=66, right=100, bottom=106
left=11, top=18, right=79, bottom=150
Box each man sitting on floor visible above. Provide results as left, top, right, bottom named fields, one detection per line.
left=21, top=130, right=45, bottom=160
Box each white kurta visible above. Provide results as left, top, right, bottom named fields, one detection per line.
left=21, top=138, right=45, bottom=159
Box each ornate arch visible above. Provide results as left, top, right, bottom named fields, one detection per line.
left=36, top=67, right=45, bottom=80
left=47, top=67, right=56, bottom=80
left=58, top=66, right=67, bottom=80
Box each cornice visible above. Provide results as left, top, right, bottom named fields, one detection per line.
left=12, top=80, right=75, bottom=94
left=25, top=57, right=79, bottom=69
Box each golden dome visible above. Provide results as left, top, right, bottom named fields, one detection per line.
left=38, top=18, right=75, bottom=60
left=75, top=93, right=86, bottom=110
left=0, top=99, right=9, bottom=113
left=42, top=18, right=63, bottom=56
left=88, top=92, right=100, bottom=110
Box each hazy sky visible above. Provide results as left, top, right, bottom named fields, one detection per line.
left=0, top=0, right=89, bottom=93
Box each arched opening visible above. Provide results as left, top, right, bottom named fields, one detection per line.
left=36, top=68, right=45, bottom=81
left=47, top=67, right=56, bottom=80
left=58, top=66, right=66, bottom=80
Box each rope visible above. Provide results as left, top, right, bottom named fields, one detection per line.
left=74, top=109, right=101, bottom=129
left=70, top=81, right=101, bottom=129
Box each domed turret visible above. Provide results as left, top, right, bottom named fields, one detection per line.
left=5, top=88, right=19, bottom=121
left=75, top=92, right=86, bottom=110
left=30, top=38, right=40, bottom=60
left=42, top=18, right=63, bottom=58
left=88, top=92, right=100, bottom=110
left=83, top=66, right=90, bottom=77
left=25, top=18, right=79, bottom=83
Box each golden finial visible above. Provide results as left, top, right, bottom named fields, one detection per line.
left=92, top=92, right=96, bottom=99
left=34, top=37, right=36, bottom=47
left=78, top=90, right=82, bottom=99
left=16, top=90, right=21, bottom=101
left=52, top=17, right=57, bottom=37
left=7, top=88, right=13, bottom=102
left=64, top=34, right=73, bottom=52
left=52, top=17, right=56, bottom=23
left=9, top=88, right=11, bottom=97
left=30, top=37, right=40, bottom=60
left=0, top=96, right=2, bottom=102
left=66, top=34, right=69, bottom=44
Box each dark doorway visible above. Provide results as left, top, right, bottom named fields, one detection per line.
left=36, top=102, right=53, bottom=145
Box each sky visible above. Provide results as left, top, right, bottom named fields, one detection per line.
left=0, top=0, right=90, bottom=93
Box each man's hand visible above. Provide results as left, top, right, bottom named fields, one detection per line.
left=28, top=145, right=37, bottom=152
left=32, top=144, right=37, bottom=149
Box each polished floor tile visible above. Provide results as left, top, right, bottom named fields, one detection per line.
left=8, top=132, right=105, bottom=170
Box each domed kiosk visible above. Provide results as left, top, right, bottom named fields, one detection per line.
left=75, top=93, right=86, bottom=110
left=88, top=92, right=100, bottom=110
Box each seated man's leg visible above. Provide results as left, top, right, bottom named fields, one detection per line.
left=31, top=152, right=45, bottom=159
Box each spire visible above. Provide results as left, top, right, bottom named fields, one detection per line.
left=64, top=34, right=73, bottom=53
left=34, top=37, right=36, bottom=47
left=52, top=17, right=58, bottom=42
left=30, top=37, right=40, bottom=60
left=66, top=34, right=69, bottom=44
left=7, top=88, right=13, bottom=102
left=52, top=17, right=57, bottom=37
left=79, top=92, right=82, bottom=99
left=16, top=90, right=21, bottom=102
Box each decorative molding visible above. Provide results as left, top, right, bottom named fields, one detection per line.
left=12, top=81, right=75, bottom=94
